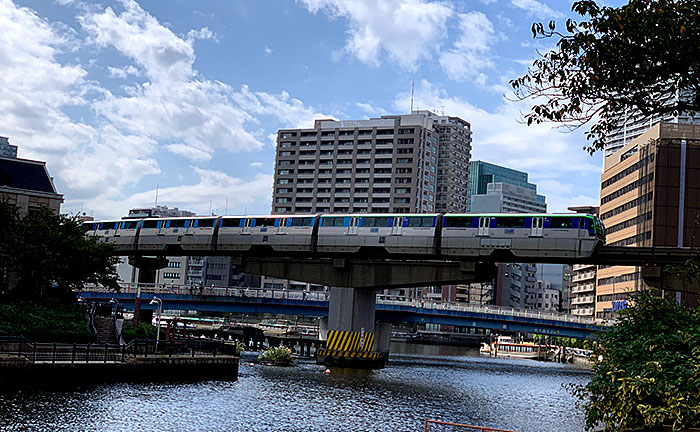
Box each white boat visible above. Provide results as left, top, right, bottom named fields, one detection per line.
left=480, top=336, right=555, bottom=361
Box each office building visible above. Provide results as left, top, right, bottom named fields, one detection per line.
left=469, top=161, right=547, bottom=308
left=272, top=111, right=471, bottom=215
left=467, top=161, right=545, bottom=212
left=596, top=123, right=700, bottom=318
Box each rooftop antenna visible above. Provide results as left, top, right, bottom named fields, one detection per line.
left=154, top=184, right=159, bottom=207
left=442, top=105, right=445, bottom=116
left=225, top=197, right=229, bottom=216
left=209, top=199, right=213, bottom=216
left=410, top=81, right=415, bottom=114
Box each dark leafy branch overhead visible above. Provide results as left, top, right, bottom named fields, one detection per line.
left=511, top=0, right=700, bottom=154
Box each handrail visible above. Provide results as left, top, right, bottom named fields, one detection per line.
left=79, top=283, right=598, bottom=326
left=0, top=336, right=237, bottom=363
left=424, top=419, right=517, bottom=432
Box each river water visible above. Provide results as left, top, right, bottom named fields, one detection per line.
left=0, top=343, right=590, bottom=432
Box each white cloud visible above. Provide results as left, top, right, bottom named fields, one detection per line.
left=250, top=161, right=263, bottom=167
left=510, top=0, right=564, bottom=20
left=80, top=1, right=332, bottom=162
left=297, top=0, right=452, bottom=70
left=393, top=80, right=602, bottom=212
left=69, top=169, right=274, bottom=219
left=187, top=27, right=217, bottom=42
left=355, top=102, right=387, bottom=116
left=264, top=45, right=273, bottom=54
left=1, top=0, right=328, bottom=219
left=107, top=65, right=140, bottom=79
left=439, top=12, right=496, bottom=82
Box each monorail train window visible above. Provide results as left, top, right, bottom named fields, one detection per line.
left=167, top=219, right=187, bottom=228
left=495, top=217, right=526, bottom=228
left=444, top=217, right=471, bottom=228
left=120, top=221, right=139, bottom=230
left=195, top=219, right=215, bottom=228
left=255, top=218, right=277, bottom=227
left=408, top=216, right=434, bottom=227
left=549, top=217, right=573, bottom=229
left=220, top=218, right=241, bottom=228
left=142, top=220, right=159, bottom=229
left=98, top=222, right=117, bottom=230
left=82, top=223, right=95, bottom=231
left=322, top=217, right=345, bottom=227
left=291, top=217, right=314, bottom=227
left=361, top=217, right=389, bottom=227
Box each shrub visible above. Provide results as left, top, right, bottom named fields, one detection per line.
left=121, top=323, right=158, bottom=343
left=572, top=291, right=700, bottom=431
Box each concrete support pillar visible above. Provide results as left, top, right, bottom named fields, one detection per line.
left=317, top=287, right=387, bottom=369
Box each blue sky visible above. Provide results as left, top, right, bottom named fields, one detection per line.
left=2, top=0, right=613, bottom=219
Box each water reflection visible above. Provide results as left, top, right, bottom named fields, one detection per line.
left=0, top=343, right=589, bottom=432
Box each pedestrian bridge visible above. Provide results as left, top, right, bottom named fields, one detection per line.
left=78, top=284, right=603, bottom=339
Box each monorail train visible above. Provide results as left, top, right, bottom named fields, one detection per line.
left=84, top=213, right=606, bottom=260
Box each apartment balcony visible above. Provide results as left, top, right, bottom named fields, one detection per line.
left=188, top=259, right=204, bottom=266
left=572, top=307, right=594, bottom=316
left=298, top=172, right=315, bottom=178
left=298, top=154, right=317, bottom=160
left=572, top=263, right=595, bottom=271
left=187, top=270, right=203, bottom=277
left=572, top=283, right=595, bottom=294
left=572, top=271, right=596, bottom=282
left=373, top=172, right=392, bottom=178
left=571, top=295, right=595, bottom=305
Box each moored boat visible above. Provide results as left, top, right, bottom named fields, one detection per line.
left=480, top=336, right=556, bottom=361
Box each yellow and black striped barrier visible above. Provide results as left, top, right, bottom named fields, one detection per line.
left=317, top=330, right=387, bottom=367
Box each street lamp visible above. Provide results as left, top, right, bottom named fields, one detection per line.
left=149, top=296, right=162, bottom=353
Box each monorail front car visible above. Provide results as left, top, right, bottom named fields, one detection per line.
left=84, top=213, right=605, bottom=259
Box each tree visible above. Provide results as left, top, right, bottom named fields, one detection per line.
left=0, top=201, right=120, bottom=302
left=511, top=0, right=700, bottom=154
left=573, top=291, right=700, bottom=431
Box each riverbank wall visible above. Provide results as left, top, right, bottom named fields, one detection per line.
left=0, top=354, right=239, bottom=386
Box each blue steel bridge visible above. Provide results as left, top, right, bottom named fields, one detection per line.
left=79, top=284, right=603, bottom=339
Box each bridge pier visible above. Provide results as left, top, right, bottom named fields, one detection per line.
left=317, top=287, right=389, bottom=369
left=128, top=256, right=168, bottom=326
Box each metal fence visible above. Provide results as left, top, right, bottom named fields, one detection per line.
left=0, top=336, right=238, bottom=364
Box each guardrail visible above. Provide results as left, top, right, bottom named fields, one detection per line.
left=0, top=336, right=237, bottom=363
left=80, top=283, right=598, bottom=326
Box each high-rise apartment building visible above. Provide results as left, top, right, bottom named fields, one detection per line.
left=567, top=206, right=599, bottom=317
left=596, top=123, right=700, bottom=318
left=605, top=94, right=700, bottom=157
left=272, top=111, right=471, bottom=300
left=467, top=161, right=546, bottom=213
left=272, top=111, right=471, bottom=215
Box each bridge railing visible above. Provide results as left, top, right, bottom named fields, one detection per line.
left=374, top=295, right=595, bottom=325
left=82, top=283, right=330, bottom=301
left=80, top=283, right=596, bottom=325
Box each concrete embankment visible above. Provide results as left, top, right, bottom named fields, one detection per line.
left=0, top=354, right=239, bottom=386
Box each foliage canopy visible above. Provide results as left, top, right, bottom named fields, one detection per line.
left=511, top=0, right=700, bottom=154
left=573, top=291, right=700, bottom=431
left=0, top=201, right=119, bottom=302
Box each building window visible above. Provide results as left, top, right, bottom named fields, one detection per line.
left=162, top=272, right=180, bottom=279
